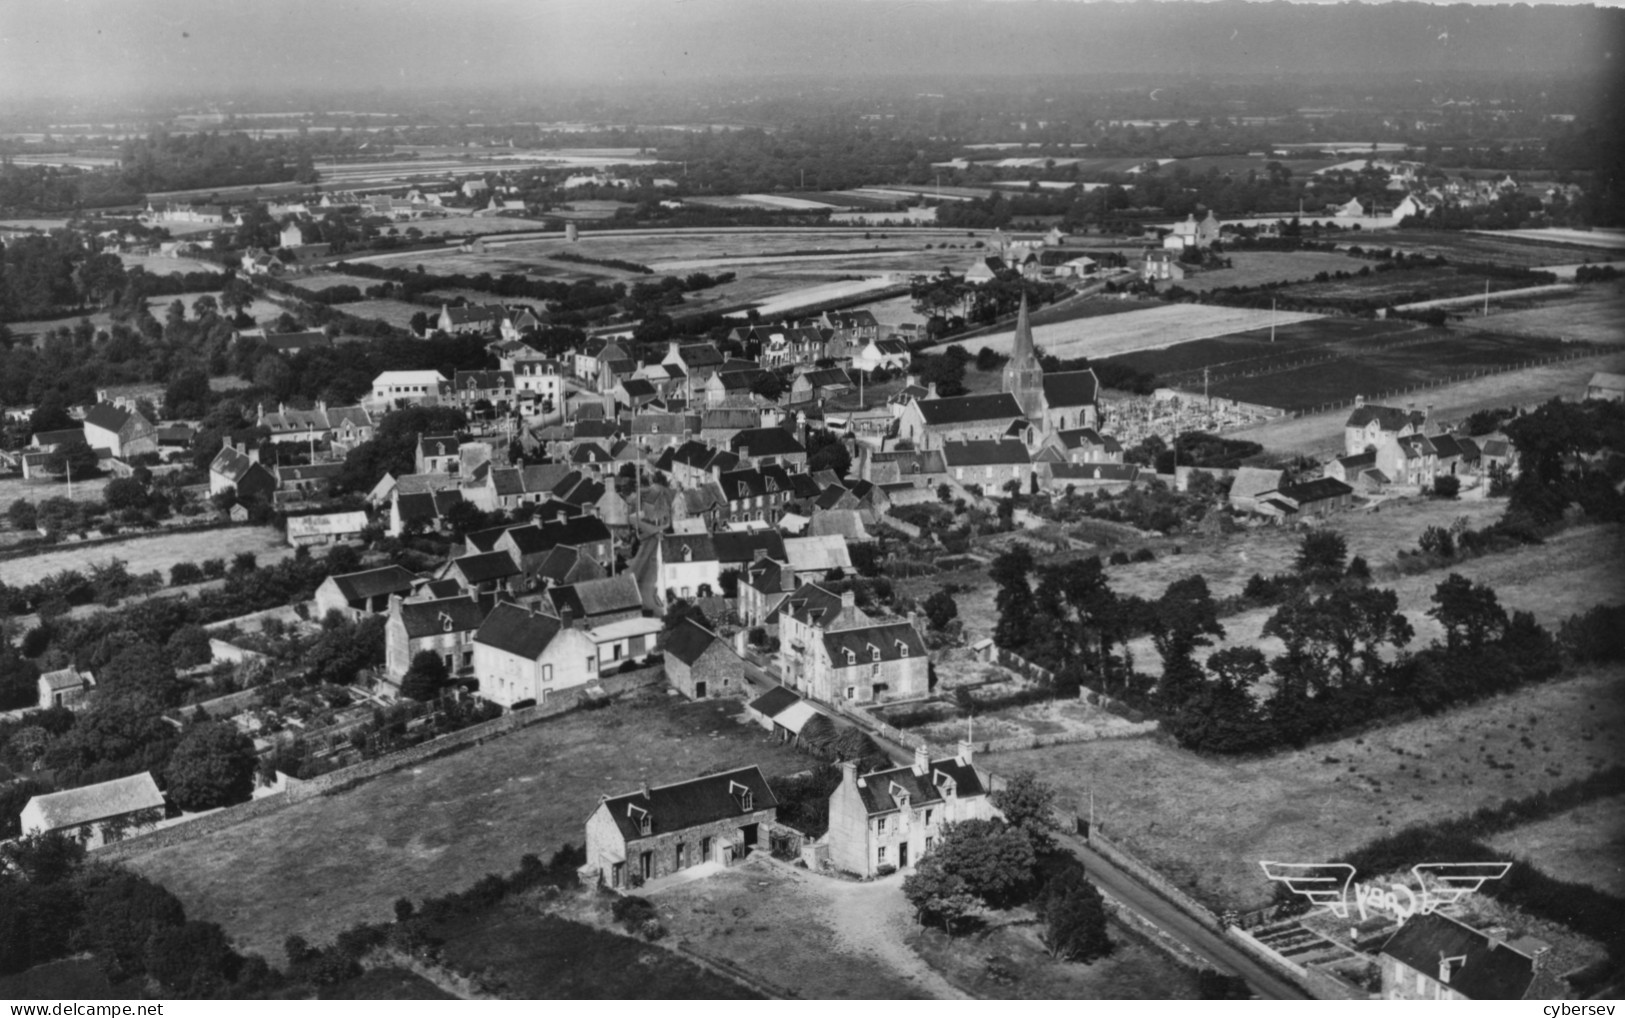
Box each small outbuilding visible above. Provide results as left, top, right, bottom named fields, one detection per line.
left=663, top=617, right=745, bottom=700
left=20, top=772, right=166, bottom=848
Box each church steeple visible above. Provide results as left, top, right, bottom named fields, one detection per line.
left=1002, top=293, right=1046, bottom=424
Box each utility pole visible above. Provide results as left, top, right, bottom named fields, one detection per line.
left=1483, top=278, right=1490, bottom=316
left=1270, top=297, right=1277, bottom=343
left=65, top=456, right=72, bottom=501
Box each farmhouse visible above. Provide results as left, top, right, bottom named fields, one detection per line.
left=258, top=402, right=375, bottom=446
left=1378, top=912, right=1540, bottom=1000
left=1344, top=399, right=1428, bottom=457
left=943, top=438, right=1031, bottom=489
left=585, top=766, right=779, bottom=888
left=663, top=616, right=745, bottom=700
left=82, top=403, right=157, bottom=459
left=209, top=440, right=277, bottom=501
left=826, top=743, right=995, bottom=877
left=383, top=592, right=492, bottom=682
left=20, top=772, right=166, bottom=849
left=313, top=565, right=418, bottom=620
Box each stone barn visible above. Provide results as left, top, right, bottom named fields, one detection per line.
left=584, top=765, right=778, bottom=888
left=662, top=616, right=745, bottom=700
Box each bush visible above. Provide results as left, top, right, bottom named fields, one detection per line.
left=201, top=558, right=226, bottom=579
left=1108, top=551, right=1131, bottom=565
left=1432, top=475, right=1461, bottom=499
left=1131, top=548, right=1155, bottom=563
left=169, top=561, right=204, bottom=586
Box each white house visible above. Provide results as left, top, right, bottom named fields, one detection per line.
left=472, top=601, right=602, bottom=709
left=371, top=370, right=450, bottom=408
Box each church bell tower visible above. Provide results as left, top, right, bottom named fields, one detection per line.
left=1002, top=294, right=1046, bottom=424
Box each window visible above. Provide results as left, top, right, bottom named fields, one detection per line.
left=587, top=657, right=596, bottom=672
left=878, top=846, right=887, bottom=862
left=925, top=808, right=934, bottom=825
left=843, top=649, right=856, bottom=665
left=871, top=646, right=881, bottom=662
left=542, top=663, right=553, bottom=683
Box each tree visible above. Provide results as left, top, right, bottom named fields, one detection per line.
left=1294, top=529, right=1348, bottom=581
left=45, top=440, right=100, bottom=481
left=1432, top=474, right=1461, bottom=499
left=165, top=624, right=212, bottom=669
left=1038, top=861, right=1112, bottom=962
left=922, top=589, right=958, bottom=631
left=7, top=498, right=37, bottom=532
left=1428, top=574, right=1507, bottom=653
left=924, top=818, right=1036, bottom=908
left=144, top=920, right=242, bottom=997
left=103, top=476, right=147, bottom=512
left=902, top=857, right=983, bottom=936
left=400, top=649, right=449, bottom=702
left=989, top=770, right=1057, bottom=852
left=166, top=721, right=258, bottom=810
left=750, top=371, right=785, bottom=402
left=1167, top=646, right=1268, bottom=753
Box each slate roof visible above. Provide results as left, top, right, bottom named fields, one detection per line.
left=397, top=593, right=493, bottom=639
left=475, top=601, right=563, bottom=659
left=331, top=565, right=419, bottom=604
left=82, top=403, right=134, bottom=433
left=676, top=343, right=725, bottom=369
left=1048, top=462, right=1140, bottom=482
left=701, top=409, right=761, bottom=433
left=265, top=330, right=330, bottom=353
left=453, top=550, right=521, bottom=583
left=453, top=369, right=515, bottom=391
left=533, top=545, right=605, bottom=586
left=774, top=582, right=860, bottom=627
left=747, top=685, right=801, bottom=719
left=1337, top=451, right=1377, bottom=472
left=783, top=535, right=852, bottom=575
left=1055, top=428, right=1109, bottom=450
left=548, top=574, right=641, bottom=620
left=731, top=427, right=805, bottom=459
left=33, top=428, right=86, bottom=448
left=712, top=530, right=788, bottom=565
left=1041, top=370, right=1100, bottom=408
left=800, top=368, right=852, bottom=389
left=916, top=393, right=1025, bottom=427
left=504, top=515, right=613, bottom=555
left=39, top=667, right=88, bottom=692
left=664, top=616, right=720, bottom=666
left=598, top=765, right=777, bottom=843
left=211, top=444, right=266, bottom=484
left=1379, top=913, right=1536, bottom=1000
left=822, top=621, right=926, bottom=668
left=942, top=439, right=1031, bottom=467
left=1430, top=433, right=1463, bottom=459
left=25, top=773, right=165, bottom=831
left=418, top=434, right=461, bottom=459
left=1278, top=477, right=1355, bottom=503
left=854, top=755, right=985, bottom=816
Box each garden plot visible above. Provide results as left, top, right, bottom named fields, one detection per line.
left=972, top=304, right=1324, bottom=361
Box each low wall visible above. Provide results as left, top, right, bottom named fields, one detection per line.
left=1087, top=828, right=1220, bottom=932
left=1224, top=927, right=1366, bottom=1000
left=974, top=720, right=1157, bottom=755
left=95, top=667, right=667, bottom=857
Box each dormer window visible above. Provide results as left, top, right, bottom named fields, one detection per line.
left=870, top=644, right=881, bottom=662
left=729, top=780, right=754, bottom=812
left=439, top=611, right=454, bottom=632
left=681, top=545, right=693, bottom=562
left=627, top=803, right=651, bottom=836
left=844, top=648, right=856, bottom=665
left=738, top=483, right=749, bottom=498
left=897, top=641, right=909, bottom=658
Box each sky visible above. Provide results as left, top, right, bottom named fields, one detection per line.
left=0, top=0, right=1619, bottom=105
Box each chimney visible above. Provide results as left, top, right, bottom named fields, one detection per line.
left=1354, top=394, right=1365, bottom=408
left=753, top=547, right=769, bottom=562
left=641, top=776, right=651, bottom=800
left=668, top=340, right=681, bottom=360
left=839, top=759, right=858, bottom=786
left=840, top=589, right=856, bottom=611
left=388, top=593, right=402, bottom=617
left=1437, top=953, right=1465, bottom=985
left=913, top=743, right=930, bottom=776
left=559, top=605, right=573, bottom=629
left=957, top=738, right=975, bottom=764
left=927, top=382, right=939, bottom=399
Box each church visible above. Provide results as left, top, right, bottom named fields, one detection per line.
left=1002, top=296, right=1101, bottom=438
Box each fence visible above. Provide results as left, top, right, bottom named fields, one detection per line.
left=93, top=667, right=667, bottom=857
left=1285, top=347, right=1611, bottom=420
left=974, top=719, right=1157, bottom=755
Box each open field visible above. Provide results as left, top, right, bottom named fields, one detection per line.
left=118, top=252, right=225, bottom=275
left=987, top=663, right=1625, bottom=910
left=1371, top=229, right=1621, bottom=268
left=1474, top=288, right=1625, bottom=345
left=1487, top=795, right=1625, bottom=897
left=288, top=271, right=379, bottom=293
left=1279, top=266, right=1548, bottom=306
left=974, top=303, right=1325, bottom=361
left=0, top=525, right=290, bottom=586
left=1178, top=250, right=1366, bottom=293
left=1226, top=348, right=1625, bottom=455
left=121, top=695, right=812, bottom=963
left=333, top=298, right=424, bottom=329
left=1102, top=317, right=1426, bottom=381
left=0, top=473, right=113, bottom=511
left=1472, top=228, right=1625, bottom=251
left=1203, top=329, right=1581, bottom=412
left=908, top=914, right=1203, bottom=999
left=651, top=859, right=948, bottom=998
left=1125, top=522, right=1625, bottom=681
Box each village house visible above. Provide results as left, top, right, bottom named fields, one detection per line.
left=258, top=402, right=375, bottom=447
left=82, top=403, right=158, bottom=460
left=585, top=766, right=779, bottom=888
left=438, top=303, right=507, bottom=336
left=729, top=427, right=807, bottom=470
left=209, top=440, right=277, bottom=501
left=372, top=370, right=450, bottom=408
left=1141, top=249, right=1185, bottom=282
left=1377, top=433, right=1439, bottom=488
left=1041, top=428, right=1123, bottom=465
left=543, top=574, right=644, bottom=627
left=1378, top=912, right=1541, bottom=1000
left=314, top=565, right=419, bottom=621
left=664, top=617, right=746, bottom=700
left=471, top=601, right=602, bottom=709
left=20, top=773, right=166, bottom=849
left=1345, top=398, right=1428, bottom=457
left=384, top=592, right=492, bottom=682
left=826, top=743, right=995, bottom=876
left=94, top=383, right=164, bottom=414
left=1585, top=371, right=1625, bottom=402
left=451, top=370, right=517, bottom=410
left=36, top=666, right=93, bottom=710
left=942, top=439, right=1031, bottom=490
left=442, top=549, right=524, bottom=596
left=850, top=337, right=912, bottom=375
left=285, top=511, right=368, bottom=548
left=416, top=434, right=462, bottom=475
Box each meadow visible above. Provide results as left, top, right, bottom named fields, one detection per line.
left=1486, top=795, right=1625, bottom=897
left=974, top=303, right=1325, bottom=361
left=0, top=525, right=291, bottom=586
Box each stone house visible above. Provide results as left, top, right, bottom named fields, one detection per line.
left=1344, top=399, right=1428, bottom=457
left=1378, top=912, right=1540, bottom=1000
left=20, top=772, right=166, bottom=849
left=585, top=766, right=778, bottom=888
left=383, top=592, right=492, bottom=682
left=37, top=667, right=94, bottom=710
left=805, top=620, right=930, bottom=705
left=826, top=743, right=994, bottom=876
left=82, top=403, right=157, bottom=459
left=313, top=566, right=419, bottom=621
left=471, top=601, right=601, bottom=709
left=663, top=617, right=745, bottom=700
left=208, top=440, right=277, bottom=500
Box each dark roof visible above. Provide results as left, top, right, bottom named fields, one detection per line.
left=712, top=530, right=787, bottom=565
left=575, top=419, right=622, bottom=440
left=397, top=593, right=493, bottom=639
left=1041, top=370, right=1099, bottom=408
left=453, top=369, right=515, bottom=390
left=1337, top=451, right=1377, bottom=471
left=775, top=582, right=849, bottom=627
left=504, top=515, right=613, bottom=555
left=535, top=545, right=605, bottom=586
left=676, top=343, right=725, bottom=368
left=720, top=468, right=769, bottom=500
left=730, top=427, right=805, bottom=459
left=1278, top=477, right=1355, bottom=503
left=475, top=601, right=563, bottom=658
left=663, top=616, right=720, bottom=666
left=465, top=523, right=522, bottom=553
left=1379, top=913, right=1536, bottom=1000
left=330, top=565, right=418, bottom=603
left=747, top=685, right=800, bottom=718
left=417, top=434, right=461, bottom=458
left=822, top=621, right=926, bottom=667
left=1347, top=403, right=1425, bottom=431
left=1048, top=462, right=1140, bottom=482
left=942, top=439, right=1030, bottom=467
left=598, top=766, right=777, bottom=843
left=620, top=377, right=657, bottom=398
left=1456, top=437, right=1482, bottom=461
left=82, top=403, right=134, bottom=432
left=396, top=491, right=438, bottom=523
left=452, top=550, right=521, bottom=583
left=916, top=393, right=1024, bottom=427
left=266, top=330, right=330, bottom=352
left=1430, top=433, right=1463, bottom=459
left=547, top=574, right=641, bottom=620
left=33, top=428, right=85, bottom=447
left=855, top=755, right=986, bottom=815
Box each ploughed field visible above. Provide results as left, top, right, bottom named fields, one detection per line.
left=1277, top=265, right=1554, bottom=307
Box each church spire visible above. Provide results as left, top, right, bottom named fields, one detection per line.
left=1002, top=292, right=1046, bottom=425
left=1010, top=292, right=1038, bottom=371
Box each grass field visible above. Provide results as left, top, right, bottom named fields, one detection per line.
left=987, top=662, right=1625, bottom=910
left=0, top=526, right=290, bottom=586
left=1179, top=250, right=1366, bottom=293
left=974, top=303, right=1325, bottom=361
left=1202, top=329, right=1581, bottom=412
left=1280, top=266, right=1543, bottom=306
left=333, top=298, right=425, bottom=329
left=121, top=694, right=813, bottom=963
left=1101, top=317, right=1426, bottom=381
left=0, top=958, right=123, bottom=998
left=1475, top=288, right=1625, bottom=345
left=1371, top=230, right=1620, bottom=268
left=1487, top=795, right=1625, bottom=897
left=1226, top=348, right=1625, bottom=455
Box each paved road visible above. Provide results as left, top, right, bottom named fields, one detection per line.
left=826, top=695, right=1311, bottom=999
